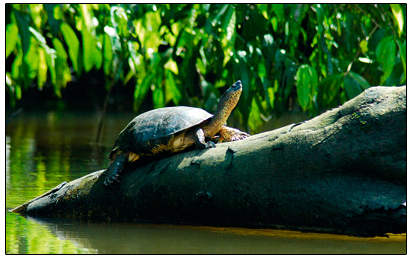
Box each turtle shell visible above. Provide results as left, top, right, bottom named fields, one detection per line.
left=113, top=106, right=213, bottom=155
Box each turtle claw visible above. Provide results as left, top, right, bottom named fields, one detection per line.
left=231, top=132, right=250, bottom=141
left=104, top=173, right=120, bottom=187
left=205, top=141, right=216, bottom=148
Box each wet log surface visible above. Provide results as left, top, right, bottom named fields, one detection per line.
left=11, top=86, right=406, bottom=237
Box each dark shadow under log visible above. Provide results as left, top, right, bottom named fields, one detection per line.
left=11, top=86, right=406, bottom=237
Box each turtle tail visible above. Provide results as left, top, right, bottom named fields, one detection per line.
left=103, top=152, right=128, bottom=187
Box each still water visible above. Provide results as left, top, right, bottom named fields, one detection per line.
left=5, top=110, right=406, bottom=254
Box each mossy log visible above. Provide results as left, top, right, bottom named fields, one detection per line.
left=11, top=86, right=406, bottom=237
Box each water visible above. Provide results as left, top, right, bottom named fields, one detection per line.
left=5, top=110, right=406, bottom=254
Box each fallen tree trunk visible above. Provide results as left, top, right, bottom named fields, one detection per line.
left=11, top=86, right=406, bottom=237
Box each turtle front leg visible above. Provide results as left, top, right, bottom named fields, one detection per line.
left=217, top=126, right=250, bottom=142
left=194, top=128, right=216, bottom=149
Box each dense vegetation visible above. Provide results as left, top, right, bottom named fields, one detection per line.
left=6, top=4, right=406, bottom=133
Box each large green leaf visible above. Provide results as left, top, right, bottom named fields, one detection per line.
left=376, top=36, right=396, bottom=84
left=23, top=35, right=40, bottom=80
left=272, top=4, right=284, bottom=21
left=53, top=38, right=71, bottom=92
left=14, top=10, right=33, bottom=88
left=223, top=5, right=236, bottom=41
left=82, top=29, right=102, bottom=72
left=61, top=23, right=80, bottom=72
left=296, top=64, right=318, bottom=111
left=28, top=26, right=57, bottom=89
left=6, top=23, right=18, bottom=58
left=37, top=47, right=47, bottom=89
left=103, top=33, right=113, bottom=76
left=13, top=10, right=31, bottom=55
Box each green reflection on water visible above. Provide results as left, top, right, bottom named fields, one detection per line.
left=6, top=213, right=96, bottom=254
left=6, top=111, right=113, bottom=254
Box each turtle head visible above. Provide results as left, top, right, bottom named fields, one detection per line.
left=217, top=80, right=242, bottom=111
left=204, top=80, right=243, bottom=136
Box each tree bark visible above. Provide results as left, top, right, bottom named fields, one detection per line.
left=11, top=86, right=406, bottom=237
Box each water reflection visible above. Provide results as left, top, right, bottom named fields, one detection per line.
left=5, top=111, right=135, bottom=207
left=10, top=215, right=407, bottom=254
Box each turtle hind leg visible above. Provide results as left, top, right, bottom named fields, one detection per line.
left=103, top=152, right=129, bottom=187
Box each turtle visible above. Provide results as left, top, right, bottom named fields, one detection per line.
left=103, top=80, right=250, bottom=186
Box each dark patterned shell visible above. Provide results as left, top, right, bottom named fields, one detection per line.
left=113, top=106, right=213, bottom=155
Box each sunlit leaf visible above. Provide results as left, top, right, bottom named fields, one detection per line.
left=80, top=4, right=94, bottom=31
left=82, top=29, right=102, bottom=72
left=267, top=86, right=275, bottom=109
left=37, top=47, right=47, bottom=89
left=359, top=39, right=368, bottom=53
left=164, top=59, right=179, bottom=75
left=390, top=4, right=404, bottom=37
left=15, top=84, right=22, bottom=100
left=257, top=62, right=266, bottom=80
left=53, top=38, right=71, bottom=89
left=23, top=37, right=39, bottom=80
left=141, top=11, right=162, bottom=51
left=224, top=6, right=236, bottom=41
left=6, top=23, right=18, bottom=58
left=28, top=4, right=43, bottom=29
left=11, top=52, right=22, bottom=80
left=29, top=27, right=46, bottom=45
left=61, top=23, right=80, bottom=72
left=271, top=17, right=278, bottom=32
left=6, top=72, right=13, bottom=86
left=111, top=6, right=129, bottom=38
left=53, top=38, right=67, bottom=59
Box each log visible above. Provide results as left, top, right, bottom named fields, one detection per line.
left=11, top=86, right=406, bottom=237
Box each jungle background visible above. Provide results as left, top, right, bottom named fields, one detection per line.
left=5, top=4, right=406, bottom=134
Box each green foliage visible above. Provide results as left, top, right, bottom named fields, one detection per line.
left=6, top=4, right=406, bottom=133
